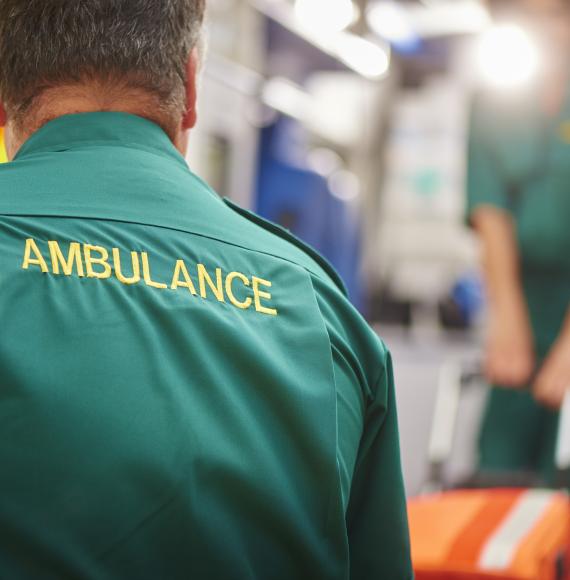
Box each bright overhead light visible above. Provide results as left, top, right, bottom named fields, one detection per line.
left=294, top=0, right=356, bottom=34
left=252, top=0, right=390, bottom=80
left=367, top=1, right=416, bottom=44
left=368, top=0, right=489, bottom=40
left=477, top=24, right=540, bottom=89
left=335, top=33, right=390, bottom=79
left=412, top=1, right=490, bottom=37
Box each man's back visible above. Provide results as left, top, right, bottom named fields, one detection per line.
left=0, top=112, right=411, bottom=579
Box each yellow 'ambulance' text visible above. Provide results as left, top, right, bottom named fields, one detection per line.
left=22, top=239, right=278, bottom=316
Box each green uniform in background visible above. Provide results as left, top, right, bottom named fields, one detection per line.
left=467, top=86, right=570, bottom=482
left=0, top=113, right=412, bottom=579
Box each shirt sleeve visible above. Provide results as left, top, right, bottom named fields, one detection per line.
left=346, top=351, right=413, bottom=580
left=466, top=94, right=509, bottom=222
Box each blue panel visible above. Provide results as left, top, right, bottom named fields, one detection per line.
left=255, top=118, right=366, bottom=312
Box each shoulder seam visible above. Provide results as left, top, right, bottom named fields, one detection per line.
left=223, top=198, right=348, bottom=297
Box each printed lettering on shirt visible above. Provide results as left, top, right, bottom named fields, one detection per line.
left=20, top=239, right=278, bottom=316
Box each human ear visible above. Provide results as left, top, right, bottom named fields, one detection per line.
left=181, top=49, right=199, bottom=131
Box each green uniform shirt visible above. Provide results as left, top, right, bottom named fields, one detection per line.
left=0, top=113, right=412, bottom=579
left=467, top=89, right=570, bottom=479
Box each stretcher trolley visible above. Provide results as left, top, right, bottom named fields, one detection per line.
left=408, top=361, right=570, bottom=580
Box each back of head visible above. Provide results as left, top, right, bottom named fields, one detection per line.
left=0, top=0, right=206, bottom=137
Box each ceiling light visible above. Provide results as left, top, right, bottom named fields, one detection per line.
left=367, top=1, right=416, bottom=44
left=294, top=0, right=356, bottom=34
left=335, top=33, right=391, bottom=79
left=477, top=24, right=540, bottom=90
left=368, top=0, right=490, bottom=40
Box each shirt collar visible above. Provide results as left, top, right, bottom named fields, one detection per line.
left=14, top=111, right=188, bottom=168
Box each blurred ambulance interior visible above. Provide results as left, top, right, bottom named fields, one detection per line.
left=2, top=0, right=567, bottom=497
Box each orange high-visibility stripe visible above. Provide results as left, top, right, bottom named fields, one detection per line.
left=410, top=490, right=570, bottom=580
left=446, top=490, right=524, bottom=567
left=409, top=492, right=489, bottom=565
left=509, top=494, right=570, bottom=579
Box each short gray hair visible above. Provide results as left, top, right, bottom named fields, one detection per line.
left=0, top=0, right=206, bottom=126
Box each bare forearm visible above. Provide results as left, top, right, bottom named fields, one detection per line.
left=534, top=306, right=570, bottom=409
left=472, top=205, right=534, bottom=386
left=472, top=206, right=526, bottom=315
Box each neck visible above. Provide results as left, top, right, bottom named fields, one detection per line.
left=5, top=84, right=187, bottom=159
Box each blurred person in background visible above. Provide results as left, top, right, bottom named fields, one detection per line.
left=0, top=0, right=412, bottom=578
left=468, top=0, right=570, bottom=484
